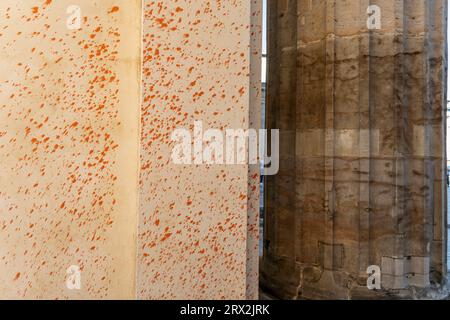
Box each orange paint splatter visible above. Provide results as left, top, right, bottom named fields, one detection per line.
left=109, top=6, right=119, bottom=13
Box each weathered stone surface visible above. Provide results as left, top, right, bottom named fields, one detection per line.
left=261, top=0, right=448, bottom=299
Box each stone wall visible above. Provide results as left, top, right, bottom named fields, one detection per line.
left=0, top=0, right=141, bottom=299
left=261, top=0, right=448, bottom=299
left=137, top=0, right=261, bottom=300
left=0, top=0, right=261, bottom=299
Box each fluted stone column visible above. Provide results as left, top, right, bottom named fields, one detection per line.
left=261, top=0, right=448, bottom=299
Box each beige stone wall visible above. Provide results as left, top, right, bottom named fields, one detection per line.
left=0, top=0, right=141, bottom=299
left=137, top=0, right=260, bottom=300
left=0, top=0, right=260, bottom=299
left=262, top=0, right=447, bottom=299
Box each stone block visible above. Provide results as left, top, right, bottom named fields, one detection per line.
left=408, top=273, right=430, bottom=288
left=409, top=256, right=430, bottom=275
left=382, top=275, right=408, bottom=290
left=381, top=256, right=406, bottom=276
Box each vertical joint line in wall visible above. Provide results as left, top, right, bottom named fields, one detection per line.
left=423, top=0, right=433, bottom=256
left=403, top=0, right=409, bottom=259
left=400, top=0, right=411, bottom=263
left=323, top=0, right=336, bottom=266
left=358, top=0, right=372, bottom=274
left=293, top=0, right=300, bottom=267
left=330, top=0, right=336, bottom=188
left=393, top=0, right=408, bottom=256
left=368, top=0, right=374, bottom=266
left=134, top=0, right=144, bottom=300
